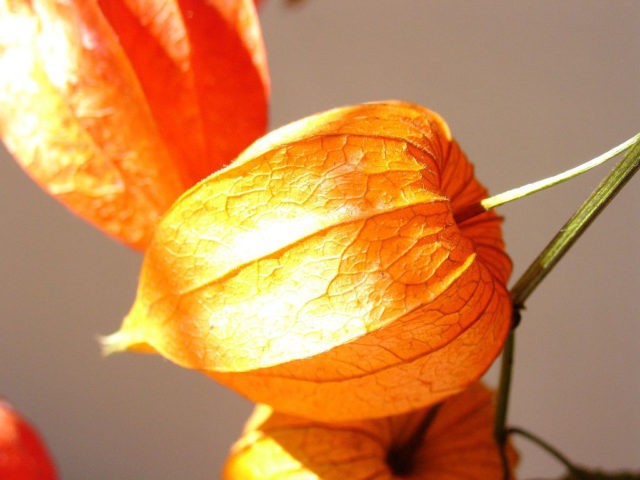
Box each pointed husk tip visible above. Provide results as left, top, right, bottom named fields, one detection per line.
left=99, top=330, right=134, bottom=357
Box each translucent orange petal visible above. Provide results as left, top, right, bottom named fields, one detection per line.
left=106, top=101, right=512, bottom=420
left=98, top=0, right=269, bottom=185
left=0, top=0, right=269, bottom=249
left=0, top=399, right=57, bottom=480
left=223, top=383, right=518, bottom=480
left=0, top=0, right=184, bottom=248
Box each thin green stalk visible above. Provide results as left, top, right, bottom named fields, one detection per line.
left=494, top=330, right=516, bottom=480
left=455, top=133, right=639, bottom=223
left=493, top=134, right=640, bottom=479
left=482, top=134, right=638, bottom=213
left=507, top=427, right=584, bottom=476
left=511, top=427, right=640, bottom=480
left=510, top=136, right=640, bottom=309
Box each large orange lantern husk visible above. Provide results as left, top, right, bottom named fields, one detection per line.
left=105, top=101, right=512, bottom=421
left=223, top=382, right=518, bottom=480
left=0, top=0, right=269, bottom=249
left=0, top=399, right=58, bottom=480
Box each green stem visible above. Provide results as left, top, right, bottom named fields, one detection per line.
left=494, top=330, right=516, bottom=480
left=455, top=133, right=639, bottom=223
left=481, top=134, right=638, bottom=213
left=493, top=134, right=640, bottom=479
left=507, top=427, right=584, bottom=476
left=510, top=135, right=640, bottom=309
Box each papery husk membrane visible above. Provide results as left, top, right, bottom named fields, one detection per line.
left=105, top=102, right=512, bottom=420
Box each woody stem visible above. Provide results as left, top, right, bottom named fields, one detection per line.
left=494, top=134, right=640, bottom=479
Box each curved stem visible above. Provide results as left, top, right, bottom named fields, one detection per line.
left=455, top=133, right=639, bottom=223
left=493, top=134, right=640, bottom=479
left=507, top=427, right=584, bottom=476
left=482, top=134, right=638, bottom=211
left=510, top=134, right=640, bottom=309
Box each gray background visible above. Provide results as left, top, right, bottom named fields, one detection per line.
left=1, top=1, right=638, bottom=478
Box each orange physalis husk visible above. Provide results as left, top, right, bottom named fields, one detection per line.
left=0, top=399, right=58, bottom=480
left=0, top=0, right=269, bottom=250
left=223, top=382, right=518, bottom=480
left=105, top=101, right=512, bottom=421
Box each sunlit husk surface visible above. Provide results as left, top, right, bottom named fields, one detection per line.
left=0, top=0, right=268, bottom=249
left=223, top=383, right=518, bottom=479
left=106, top=102, right=512, bottom=420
